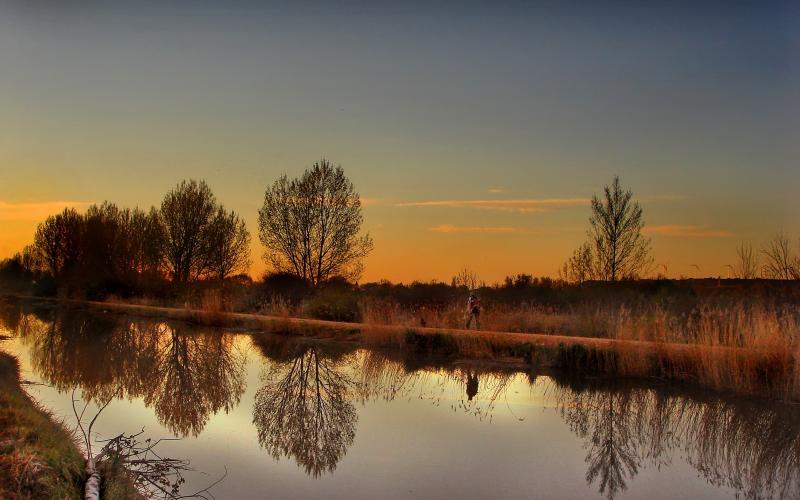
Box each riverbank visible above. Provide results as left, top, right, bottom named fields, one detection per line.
left=0, top=350, right=84, bottom=498
left=17, top=294, right=798, bottom=402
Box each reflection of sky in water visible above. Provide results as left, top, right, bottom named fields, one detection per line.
left=2, top=305, right=797, bottom=499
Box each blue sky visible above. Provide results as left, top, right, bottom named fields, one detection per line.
left=1, top=1, right=798, bottom=281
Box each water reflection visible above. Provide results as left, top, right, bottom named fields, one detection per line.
left=252, top=338, right=358, bottom=477
left=549, top=377, right=800, bottom=499
left=356, top=351, right=518, bottom=422
left=0, top=303, right=799, bottom=498
left=14, top=306, right=246, bottom=437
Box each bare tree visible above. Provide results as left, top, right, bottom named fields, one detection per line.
left=258, top=159, right=373, bottom=287
left=733, top=242, right=759, bottom=279
left=451, top=268, right=480, bottom=289
left=160, top=180, right=217, bottom=282
left=129, top=207, right=166, bottom=276
left=588, top=177, right=652, bottom=281
left=761, top=232, right=799, bottom=280
left=33, top=208, right=84, bottom=280
left=561, top=241, right=597, bottom=283
left=202, top=206, right=251, bottom=280
left=33, top=214, right=63, bottom=278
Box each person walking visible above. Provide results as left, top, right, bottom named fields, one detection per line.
left=465, top=292, right=481, bottom=329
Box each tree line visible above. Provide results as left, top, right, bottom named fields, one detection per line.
left=1, top=163, right=797, bottom=298
left=17, top=179, right=250, bottom=296
left=1, top=159, right=372, bottom=297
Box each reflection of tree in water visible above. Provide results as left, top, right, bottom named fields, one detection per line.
left=250, top=342, right=517, bottom=477
left=554, top=384, right=643, bottom=499
left=12, top=307, right=246, bottom=437
left=252, top=338, right=357, bottom=477
left=549, top=377, right=800, bottom=499
left=148, top=328, right=246, bottom=436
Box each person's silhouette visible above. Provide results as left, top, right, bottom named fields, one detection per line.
left=466, top=372, right=479, bottom=401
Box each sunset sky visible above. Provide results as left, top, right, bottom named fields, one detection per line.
left=1, top=1, right=798, bottom=283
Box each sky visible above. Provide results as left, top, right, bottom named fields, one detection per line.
left=1, top=1, right=798, bottom=283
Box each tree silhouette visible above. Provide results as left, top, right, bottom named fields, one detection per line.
left=589, top=177, right=652, bottom=280
left=258, top=159, right=373, bottom=286
left=160, top=180, right=218, bottom=283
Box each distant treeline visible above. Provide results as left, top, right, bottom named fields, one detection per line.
left=0, top=179, right=249, bottom=298
left=0, top=159, right=371, bottom=300
left=1, top=165, right=798, bottom=310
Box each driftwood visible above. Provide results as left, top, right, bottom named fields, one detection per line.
left=71, top=390, right=225, bottom=499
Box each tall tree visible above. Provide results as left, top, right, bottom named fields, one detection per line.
left=588, top=177, right=652, bottom=281
left=203, top=206, right=251, bottom=280
left=160, top=180, right=217, bottom=282
left=33, top=208, right=84, bottom=280
left=258, top=159, right=373, bottom=287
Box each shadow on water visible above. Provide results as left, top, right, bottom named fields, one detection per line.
left=1, top=301, right=799, bottom=498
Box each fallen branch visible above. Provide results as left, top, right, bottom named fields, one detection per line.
left=71, top=390, right=225, bottom=499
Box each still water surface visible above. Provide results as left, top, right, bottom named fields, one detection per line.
left=1, top=303, right=798, bottom=499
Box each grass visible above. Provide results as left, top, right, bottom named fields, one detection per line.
left=16, top=292, right=800, bottom=401
left=0, top=351, right=85, bottom=499
left=0, top=348, right=144, bottom=499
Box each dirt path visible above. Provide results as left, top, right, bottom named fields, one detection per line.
left=52, top=297, right=705, bottom=358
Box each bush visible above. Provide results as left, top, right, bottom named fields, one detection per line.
left=303, top=286, right=361, bottom=322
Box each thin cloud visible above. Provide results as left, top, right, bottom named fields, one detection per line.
left=487, top=188, right=506, bottom=194
left=398, top=198, right=588, bottom=213
left=0, top=200, right=92, bottom=221
left=641, top=194, right=687, bottom=203
left=360, top=197, right=381, bottom=207
left=429, top=224, right=530, bottom=234
left=644, top=225, right=734, bottom=238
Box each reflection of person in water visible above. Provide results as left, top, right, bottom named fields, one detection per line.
left=466, top=372, right=479, bottom=401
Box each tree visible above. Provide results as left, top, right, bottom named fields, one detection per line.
left=130, top=207, right=166, bottom=277
left=561, top=241, right=596, bottom=283
left=733, top=242, right=759, bottom=279
left=761, top=233, right=799, bottom=280
left=160, top=180, right=217, bottom=282
left=451, top=268, right=480, bottom=289
left=258, top=159, right=373, bottom=287
left=33, top=208, right=84, bottom=280
left=203, top=206, right=251, bottom=280
left=588, top=177, right=652, bottom=281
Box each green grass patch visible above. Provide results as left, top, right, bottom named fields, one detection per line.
left=0, top=352, right=85, bottom=499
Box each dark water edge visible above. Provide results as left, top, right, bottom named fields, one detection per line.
left=0, top=302, right=798, bottom=499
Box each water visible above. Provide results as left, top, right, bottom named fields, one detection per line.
left=0, top=302, right=798, bottom=499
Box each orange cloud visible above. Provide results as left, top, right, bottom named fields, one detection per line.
left=644, top=225, right=734, bottom=238
left=397, top=198, right=588, bottom=213
left=0, top=200, right=92, bottom=221
left=429, top=224, right=530, bottom=234
left=487, top=188, right=506, bottom=193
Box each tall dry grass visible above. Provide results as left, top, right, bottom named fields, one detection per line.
left=606, top=303, right=800, bottom=400
left=359, top=298, right=574, bottom=334
left=362, top=296, right=800, bottom=399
